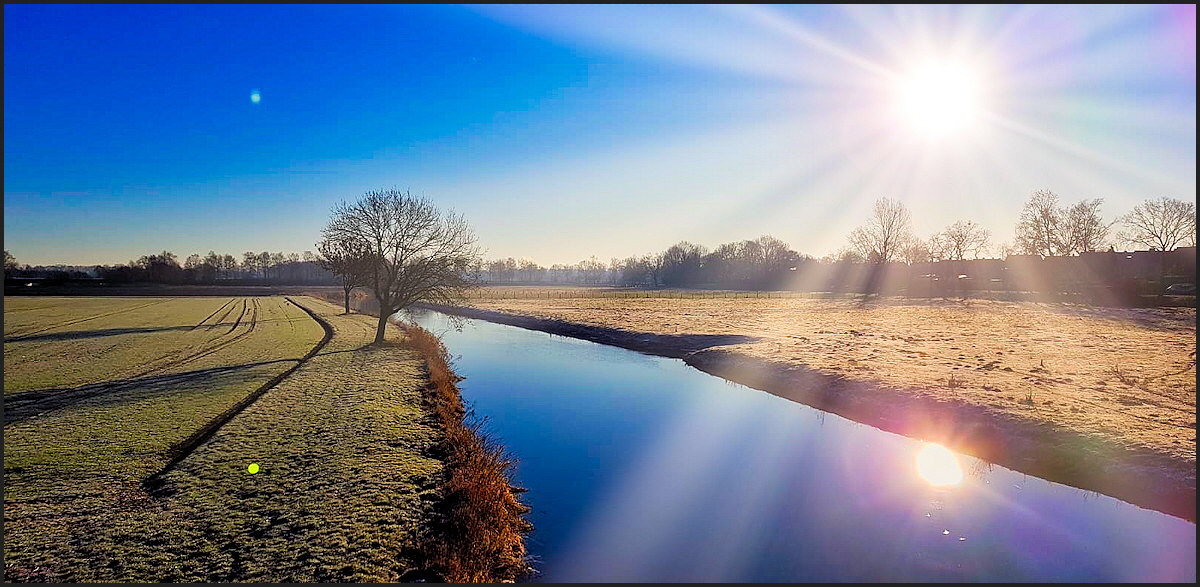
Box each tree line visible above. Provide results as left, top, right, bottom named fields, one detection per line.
left=3, top=249, right=338, bottom=285
left=4, top=191, right=1193, bottom=303
left=475, top=193, right=1195, bottom=288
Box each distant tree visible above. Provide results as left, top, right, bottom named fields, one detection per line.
left=1117, top=196, right=1197, bottom=251
left=268, top=252, right=285, bottom=282
left=1014, top=190, right=1064, bottom=257
left=517, top=258, right=542, bottom=283
left=202, top=251, right=222, bottom=282
left=242, top=251, right=258, bottom=278
left=994, top=241, right=1017, bottom=259
left=822, top=248, right=866, bottom=264
left=301, top=250, right=318, bottom=282
left=937, top=220, right=991, bottom=260
left=848, top=197, right=914, bottom=264
left=322, top=189, right=482, bottom=345
left=577, top=256, right=607, bottom=285
left=644, top=253, right=664, bottom=287
left=901, top=238, right=932, bottom=265
left=221, top=254, right=238, bottom=279
left=756, top=235, right=800, bottom=274
left=660, top=241, right=707, bottom=286
left=616, top=256, right=646, bottom=286
left=1058, top=198, right=1112, bottom=255
left=487, top=258, right=515, bottom=283
left=4, top=250, right=18, bottom=277
left=257, top=252, right=271, bottom=279
left=136, top=250, right=180, bottom=283
left=317, top=234, right=374, bottom=314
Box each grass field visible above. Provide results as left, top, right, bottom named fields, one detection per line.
left=460, top=287, right=1197, bottom=465
left=2, top=296, right=444, bottom=581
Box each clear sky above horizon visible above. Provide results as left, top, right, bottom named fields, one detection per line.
left=4, top=4, right=1195, bottom=266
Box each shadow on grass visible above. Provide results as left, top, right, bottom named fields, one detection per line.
left=5, top=325, right=200, bottom=344
left=4, top=359, right=300, bottom=426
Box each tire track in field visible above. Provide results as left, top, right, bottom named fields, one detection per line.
left=4, top=360, right=296, bottom=426
left=206, top=299, right=242, bottom=331
left=103, top=298, right=248, bottom=382
left=134, top=299, right=261, bottom=379
left=191, top=298, right=237, bottom=331
left=5, top=299, right=273, bottom=427
left=5, top=299, right=174, bottom=338
left=226, top=299, right=249, bottom=334
left=144, top=296, right=334, bottom=490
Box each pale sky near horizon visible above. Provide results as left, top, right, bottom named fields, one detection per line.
left=4, top=4, right=1195, bottom=266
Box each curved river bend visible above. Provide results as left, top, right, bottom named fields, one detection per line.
left=411, top=310, right=1196, bottom=582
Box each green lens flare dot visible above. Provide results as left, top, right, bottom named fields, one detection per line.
left=247, top=463, right=260, bottom=474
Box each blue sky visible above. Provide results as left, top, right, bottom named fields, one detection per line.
left=4, top=4, right=1195, bottom=266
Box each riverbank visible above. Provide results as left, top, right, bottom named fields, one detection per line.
left=395, top=322, right=533, bottom=582
left=418, top=298, right=1197, bottom=522
left=304, top=290, right=533, bottom=581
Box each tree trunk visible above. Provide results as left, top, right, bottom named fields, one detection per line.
left=343, top=284, right=352, bottom=314
left=374, top=309, right=390, bottom=345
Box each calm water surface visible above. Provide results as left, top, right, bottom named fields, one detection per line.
left=411, top=310, right=1196, bottom=582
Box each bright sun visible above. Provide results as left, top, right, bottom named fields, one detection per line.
left=894, top=62, right=981, bottom=139
left=915, top=442, right=964, bottom=487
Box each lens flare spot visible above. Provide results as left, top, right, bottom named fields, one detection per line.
left=916, top=442, right=963, bottom=486
left=250, top=90, right=261, bottom=104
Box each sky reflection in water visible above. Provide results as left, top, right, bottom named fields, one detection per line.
left=412, top=311, right=1196, bottom=582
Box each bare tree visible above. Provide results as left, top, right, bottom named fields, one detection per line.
left=1117, top=196, right=1197, bottom=251
left=1058, top=198, right=1112, bottom=254
left=660, top=241, right=707, bottom=286
left=4, top=250, right=19, bottom=277
left=317, top=233, right=374, bottom=314
left=323, top=189, right=482, bottom=345
left=257, top=252, right=271, bottom=280
left=901, top=237, right=931, bottom=265
left=1015, top=190, right=1064, bottom=256
left=644, top=253, right=665, bottom=287
left=937, top=220, right=991, bottom=260
left=267, top=252, right=285, bottom=282
left=242, top=251, right=257, bottom=278
left=221, top=254, right=237, bottom=280
left=848, top=197, right=914, bottom=264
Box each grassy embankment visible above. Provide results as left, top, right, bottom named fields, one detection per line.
left=306, top=289, right=534, bottom=581
left=430, top=286, right=1198, bottom=521
left=3, top=295, right=531, bottom=581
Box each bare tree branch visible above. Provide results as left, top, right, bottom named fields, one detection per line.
left=1118, top=196, right=1196, bottom=251
left=323, top=189, right=482, bottom=344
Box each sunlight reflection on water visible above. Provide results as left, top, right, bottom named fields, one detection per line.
left=411, top=310, right=1197, bottom=583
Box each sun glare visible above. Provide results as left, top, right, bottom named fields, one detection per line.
left=894, top=63, right=980, bottom=139
left=915, top=442, right=963, bottom=487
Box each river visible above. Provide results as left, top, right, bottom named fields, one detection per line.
left=410, top=309, right=1196, bottom=582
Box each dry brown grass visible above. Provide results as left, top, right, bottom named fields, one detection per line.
left=399, top=324, right=533, bottom=583
left=459, top=290, right=1196, bottom=465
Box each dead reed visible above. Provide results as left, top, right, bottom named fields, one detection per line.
left=401, top=324, right=534, bottom=583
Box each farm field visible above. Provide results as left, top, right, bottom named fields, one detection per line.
left=2, top=296, right=439, bottom=581
left=458, top=287, right=1197, bottom=466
